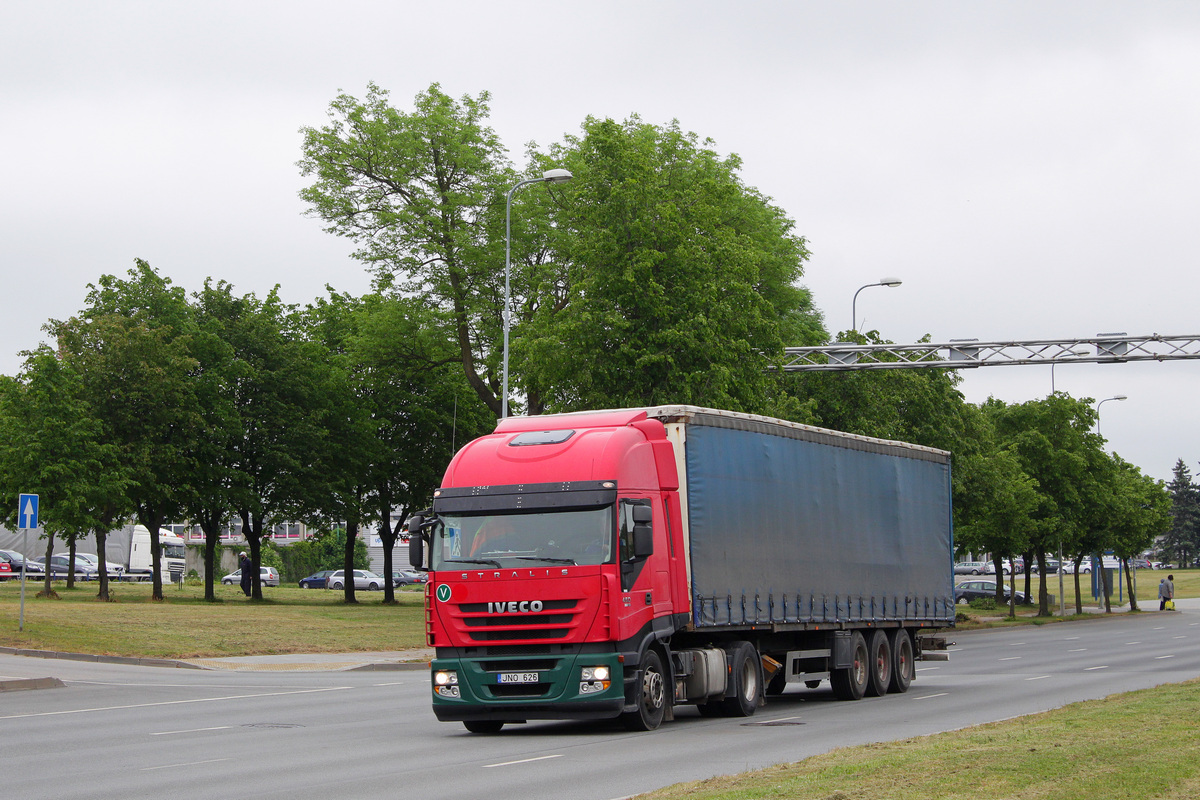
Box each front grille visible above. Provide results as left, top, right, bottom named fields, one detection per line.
left=452, top=598, right=582, bottom=643
left=487, top=644, right=551, bottom=656
left=482, top=659, right=558, bottom=671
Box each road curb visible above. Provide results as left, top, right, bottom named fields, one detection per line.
left=0, top=676, right=66, bottom=692
left=0, top=645, right=203, bottom=669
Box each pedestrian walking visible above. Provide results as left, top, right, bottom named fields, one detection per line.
left=1159, top=573, right=1175, bottom=610
left=239, top=551, right=253, bottom=597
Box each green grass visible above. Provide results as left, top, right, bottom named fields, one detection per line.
left=635, top=679, right=1200, bottom=800
left=0, top=580, right=427, bottom=658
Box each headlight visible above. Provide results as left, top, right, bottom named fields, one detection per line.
left=581, top=666, right=610, bottom=681
left=434, top=670, right=458, bottom=686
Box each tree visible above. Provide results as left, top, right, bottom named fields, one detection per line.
left=1104, top=457, right=1170, bottom=611
left=522, top=115, right=818, bottom=413
left=0, top=348, right=131, bottom=599
left=303, top=291, right=493, bottom=602
left=56, top=261, right=201, bottom=600
left=1162, top=459, right=1200, bottom=567
left=299, top=83, right=515, bottom=416
left=988, top=395, right=1109, bottom=615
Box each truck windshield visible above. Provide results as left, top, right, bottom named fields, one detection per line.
left=433, top=507, right=614, bottom=569
left=163, top=542, right=185, bottom=559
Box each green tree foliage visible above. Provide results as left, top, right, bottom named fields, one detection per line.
left=1162, top=458, right=1200, bottom=567
left=299, top=85, right=824, bottom=418
left=1103, top=456, right=1170, bottom=611
left=55, top=261, right=201, bottom=600
left=0, top=348, right=132, bottom=599
left=522, top=115, right=820, bottom=413
left=298, top=83, right=514, bottom=416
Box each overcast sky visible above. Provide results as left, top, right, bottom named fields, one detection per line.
left=3, top=1, right=1198, bottom=481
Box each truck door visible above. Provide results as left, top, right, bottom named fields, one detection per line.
left=618, top=498, right=672, bottom=629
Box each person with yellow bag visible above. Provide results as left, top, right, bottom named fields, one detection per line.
left=1159, top=574, right=1175, bottom=611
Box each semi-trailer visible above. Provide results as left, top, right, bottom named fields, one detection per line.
left=408, top=405, right=954, bottom=732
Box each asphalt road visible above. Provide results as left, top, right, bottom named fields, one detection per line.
left=1, top=605, right=1197, bottom=800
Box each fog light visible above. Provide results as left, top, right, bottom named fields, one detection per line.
left=435, top=685, right=460, bottom=699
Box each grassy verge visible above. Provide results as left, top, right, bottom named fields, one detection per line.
left=0, top=581, right=427, bottom=658
left=635, top=678, right=1200, bottom=800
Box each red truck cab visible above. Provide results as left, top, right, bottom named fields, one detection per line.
left=410, top=409, right=686, bottom=732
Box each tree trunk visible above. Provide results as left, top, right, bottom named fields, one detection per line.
left=1100, top=563, right=1113, bottom=614
left=66, top=539, right=77, bottom=590
left=239, top=510, right=264, bottom=601
left=96, top=529, right=110, bottom=601
left=343, top=520, right=358, bottom=604
left=1123, top=558, right=1138, bottom=611
left=137, top=506, right=166, bottom=601
left=200, top=513, right=222, bottom=602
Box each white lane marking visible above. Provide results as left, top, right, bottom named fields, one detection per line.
left=915, top=666, right=939, bottom=672
left=1084, top=666, right=1109, bottom=671
left=483, top=754, right=564, bottom=768
left=151, top=726, right=232, bottom=736
left=142, top=758, right=230, bottom=772
left=1063, top=636, right=1079, bottom=640
left=998, top=657, right=1022, bottom=661
left=1009, top=642, right=1026, bottom=646
left=374, top=682, right=406, bottom=686
left=1125, top=642, right=1141, bottom=646
left=1068, top=648, right=1087, bottom=652
left=913, top=692, right=949, bottom=700
left=1174, top=636, right=1187, bottom=640
left=1025, top=675, right=1051, bottom=681
left=0, top=686, right=351, bottom=721
left=1156, top=655, right=1176, bottom=660
left=1152, top=626, right=1166, bottom=630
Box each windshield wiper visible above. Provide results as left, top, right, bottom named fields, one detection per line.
left=515, top=556, right=577, bottom=565
left=443, top=558, right=502, bottom=568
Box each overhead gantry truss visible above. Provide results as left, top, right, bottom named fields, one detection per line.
left=778, top=334, right=1200, bottom=372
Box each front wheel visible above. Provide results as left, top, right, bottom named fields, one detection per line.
left=331, top=581, right=344, bottom=590
left=622, top=648, right=667, bottom=731
left=720, top=641, right=761, bottom=717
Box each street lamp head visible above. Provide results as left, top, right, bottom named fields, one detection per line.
left=542, top=168, right=573, bottom=184
left=1114, top=394, right=1128, bottom=401
left=879, top=277, right=902, bottom=288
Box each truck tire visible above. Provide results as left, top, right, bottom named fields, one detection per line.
left=865, top=630, right=892, bottom=697
left=463, top=720, right=504, bottom=734
left=830, top=631, right=868, bottom=701
left=622, top=648, right=667, bottom=731
left=887, top=629, right=914, bottom=694
left=720, top=641, right=761, bottom=717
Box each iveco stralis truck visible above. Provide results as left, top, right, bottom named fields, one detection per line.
left=407, top=406, right=954, bottom=733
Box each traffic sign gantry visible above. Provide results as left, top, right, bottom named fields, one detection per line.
left=18, top=493, right=39, bottom=529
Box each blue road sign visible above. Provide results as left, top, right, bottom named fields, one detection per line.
left=18, top=493, right=39, bottom=529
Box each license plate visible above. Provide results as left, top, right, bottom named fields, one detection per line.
left=497, top=672, right=539, bottom=684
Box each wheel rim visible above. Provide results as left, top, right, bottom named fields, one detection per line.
left=740, top=655, right=759, bottom=701
left=642, top=665, right=664, bottom=712
left=852, top=644, right=867, bottom=686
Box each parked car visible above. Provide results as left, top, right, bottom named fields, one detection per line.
left=325, top=569, right=384, bottom=590
left=0, top=550, right=45, bottom=576
left=34, top=554, right=98, bottom=580
left=955, top=579, right=1027, bottom=605
left=221, top=566, right=280, bottom=587
left=1130, top=558, right=1153, bottom=570
left=68, top=552, right=125, bottom=578
left=983, top=558, right=1023, bottom=575
left=954, top=561, right=989, bottom=575
left=298, top=569, right=337, bottom=589
left=391, top=569, right=427, bottom=587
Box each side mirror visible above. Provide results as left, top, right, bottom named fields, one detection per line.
left=632, top=505, right=653, bottom=559
left=407, top=515, right=425, bottom=569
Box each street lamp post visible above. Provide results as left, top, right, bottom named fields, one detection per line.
left=1050, top=347, right=1091, bottom=394
left=1095, top=394, right=1128, bottom=434
left=851, top=277, right=902, bottom=332
left=502, top=168, right=573, bottom=418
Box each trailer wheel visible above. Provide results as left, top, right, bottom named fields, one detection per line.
left=720, top=641, right=761, bottom=717
left=830, top=631, right=868, bottom=701
left=622, top=648, right=667, bottom=731
left=865, top=630, right=892, bottom=697
left=463, top=720, right=504, bottom=734
left=887, top=629, right=914, bottom=694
